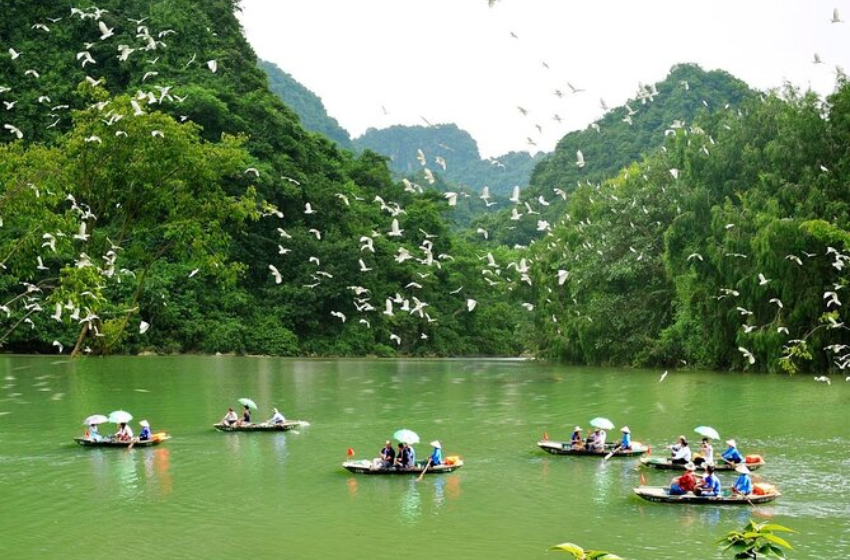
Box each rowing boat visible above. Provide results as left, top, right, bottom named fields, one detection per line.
left=537, top=440, right=648, bottom=457
left=75, top=432, right=170, bottom=447
left=213, top=421, right=305, bottom=432
left=633, top=485, right=780, bottom=505
left=342, top=458, right=464, bottom=475
left=640, top=456, right=766, bottom=471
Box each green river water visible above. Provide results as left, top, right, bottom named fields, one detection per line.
left=0, top=356, right=847, bottom=559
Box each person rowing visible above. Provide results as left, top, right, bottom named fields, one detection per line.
left=268, top=407, right=286, bottom=425
left=721, top=439, right=744, bottom=465
left=138, top=420, right=152, bottom=441
left=619, top=426, right=632, bottom=451
left=571, top=426, right=584, bottom=449
left=731, top=464, right=753, bottom=497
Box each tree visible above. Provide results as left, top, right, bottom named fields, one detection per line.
left=549, top=542, right=623, bottom=560
left=716, top=520, right=795, bottom=559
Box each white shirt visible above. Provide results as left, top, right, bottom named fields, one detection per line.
left=672, top=445, right=692, bottom=462
left=270, top=411, right=285, bottom=424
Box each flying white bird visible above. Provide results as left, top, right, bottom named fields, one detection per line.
left=4, top=124, right=23, bottom=139
left=814, top=375, right=831, bottom=385
left=388, top=218, right=403, bottom=237
left=330, top=311, right=346, bottom=322
left=467, top=299, right=477, bottom=312
left=73, top=222, right=90, bottom=241
left=659, top=370, right=668, bottom=382
left=758, top=273, right=770, bottom=286
left=389, top=333, right=401, bottom=345
left=304, top=202, right=317, bottom=215
left=206, top=59, right=217, bottom=73
left=52, top=340, right=64, bottom=353
left=268, top=264, right=282, bottom=284
left=139, top=320, right=150, bottom=334
left=738, top=346, right=755, bottom=365
left=576, top=150, right=586, bottom=168
left=444, top=192, right=458, bottom=206
left=98, top=20, right=114, bottom=40
left=831, top=8, right=843, bottom=23
left=358, top=259, right=372, bottom=272
left=687, top=253, right=703, bottom=262
left=557, top=270, right=569, bottom=285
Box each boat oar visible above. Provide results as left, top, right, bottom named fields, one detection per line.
left=603, top=444, right=622, bottom=461
left=127, top=437, right=136, bottom=451
left=416, top=458, right=432, bottom=481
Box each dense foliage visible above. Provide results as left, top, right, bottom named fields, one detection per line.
left=0, top=0, right=524, bottom=357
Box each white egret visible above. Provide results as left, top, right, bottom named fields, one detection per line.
left=268, top=264, right=282, bottom=284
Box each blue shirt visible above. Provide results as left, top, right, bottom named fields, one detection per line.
left=621, top=433, right=631, bottom=449
left=429, top=448, right=442, bottom=466
left=701, top=474, right=721, bottom=496
left=139, top=426, right=152, bottom=440
left=722, top=447, right=744, bottom=463
left=733, top=474, right=753, bottom=495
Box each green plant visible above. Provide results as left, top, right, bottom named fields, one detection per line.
left=717, top=520, right=795, bottom=559
left=549, top=542, right=623, bottom=559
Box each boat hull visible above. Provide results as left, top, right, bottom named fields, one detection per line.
left=633, top=486, right=779, bottom=505
left=342, top=459, right=463, bottom=475
left=640, top=457, right=765, bottom=471
left=213, top=421, right=303, bottom=432
left=537, top=440, right=648, bottom=457
left=74, top=434, right=170, bottom=448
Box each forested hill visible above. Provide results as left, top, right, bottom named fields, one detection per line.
left=0, top=0, right=525, bottom=358
left=478, top=64, right=756, bottom=246
left=259, top=59, right=352, bottom=149
left=354, top=124, right=545, bottom=197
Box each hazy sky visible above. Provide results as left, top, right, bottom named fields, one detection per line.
left=238, top=1, right=850, bottom=158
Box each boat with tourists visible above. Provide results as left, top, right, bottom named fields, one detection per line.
left=640, top=455, right=766, bottom=471
left=342, top=457, right=463, bottom=475
left=75, top=432, right=171, bottom=448
left=633, top=485, right=780, bottom=505
left=537, top=439, right=649, bottom=457
left=213, top=420, right=305, bottom=432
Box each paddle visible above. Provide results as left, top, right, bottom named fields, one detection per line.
left=603, top=444, right=622, bottom=461
left=417, top=458, right=432, bottom=481
left=127, top=437, right=136, bottom=451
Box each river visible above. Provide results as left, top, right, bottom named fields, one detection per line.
left=0, top=356, right=847, bottom=559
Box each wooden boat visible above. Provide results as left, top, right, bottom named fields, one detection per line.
left=213, top=420, right=305, bottom=432
left=640, top=456, right=766, bottom=471
left=537, top=439, right=648, bottom=457
left=75, top=432, right=171, bottom=448
left=633, top=485, right=780, bottom=505
left=342, top=458, right=464, bottom=475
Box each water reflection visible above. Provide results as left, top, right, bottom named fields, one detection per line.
left=399, top=478, right=422, bottom=525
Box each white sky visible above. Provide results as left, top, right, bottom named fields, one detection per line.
left=238, top=1, right=850, bottom=158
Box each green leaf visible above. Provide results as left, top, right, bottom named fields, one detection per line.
left=760, top=534, right=793, bottom=550
left=549, top=542, right=586, bottom=557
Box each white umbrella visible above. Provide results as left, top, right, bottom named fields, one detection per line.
left=393, top=429, right=420, bottom=444
left=107, top=410, right=133, bottom=424
left=589, top=417, right=615, bottom=430
left=83, top=414, right=108, bottom=426
left=694, top=426, right=721, bottom=440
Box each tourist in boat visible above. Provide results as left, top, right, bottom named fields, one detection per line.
left=694, top=437, right=714, bottom=466
left=695, top=464, right=721, bottom=496
left=394, top=442, right=411, bottom=469
left=619, top=426, right=632, bottom=451
left=406, top=443, right=416, bottom=467
left=668, top=462, right=698, bottom=495
left=239, top=404, right=251, bottom=426
left=87, top=423, right=103, bottom=442
left=669, top=436, right=692, bottom=464
left=114, top=422, right=133, bottom=442
left=221, top=408, right=238, bottom=426
left=587, top=428, right=606, bottom=452
left=571, top=425, right=584, bottom=449
left=428, top=440, right=443, bottom=466
left=268, top=407, right=286, bottom=425
left=138, top=420, right=152, bottom=441
left=379, top=440, right=396, bottom=468
left=731, top=464, right=753, bottom=496
left=721, top=439, right=744, bottom=465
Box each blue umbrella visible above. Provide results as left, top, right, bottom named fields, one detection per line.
left=393, top=429, right=420, bottom=444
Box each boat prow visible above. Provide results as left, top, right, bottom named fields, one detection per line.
left=633, top=485, right=780, bottom=505
left=74, top=432, right=171, bottom=448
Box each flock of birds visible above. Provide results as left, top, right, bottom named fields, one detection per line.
left=0, top=3, right=849, bottom=385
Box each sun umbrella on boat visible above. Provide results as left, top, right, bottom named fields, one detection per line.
left=393, top=429, right=420, bottom=445
left=694, top=426, right=721, bottom=440
left=83, top=414, right=108, bottom=426
left=589, top=417, right=615, bottom=430
left=238, top=398, right=258, bottom=410
left=107, top=410, right=133, bottom=424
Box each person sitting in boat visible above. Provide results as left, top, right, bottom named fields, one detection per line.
left=268, top=407, right=286, bottom=425
left=221, top=408, right=238, bottom=426
left=619, top=426, right=632, bottom=451
left=138, top=420, right=152, bottom=441
left=87, top=423, right=103, bottom=442
left=695, top=464, right=721, bottom=497
left=731, top=464, right=753, bottom=496
left=114, top=422, right=133, bottom=442
left=588, top=428, right=606, bottom=452
left=669, top=436, right=691, bottom=464
left=239, top=405, right=251, bottom=426
left=721, top=439, right=744, bottom=465
left=668, top=462, right=698, bottom=495
left=394, top=442, right=411, bottom=469
left=406, top=443, right=416, bottom=467
left=379, top=440, right=396, bottom=468
left=694, top=437, right=714, bottom=466
left=571, top=426, right=584, bottom=449
left=429, top=440, right=443, bottom=466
